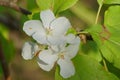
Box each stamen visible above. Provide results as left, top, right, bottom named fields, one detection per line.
left=34, top=50, right=41, bottom=57
left=60, top=55, right=64, bottom=59
left=29, top=27, right=32, bottom=30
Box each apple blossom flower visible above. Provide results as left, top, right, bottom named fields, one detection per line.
left=22, top=9, right=80, bottom=79
left=37, top=34, right=80, bottom=78
left=23, top=9, right=71, bottom=46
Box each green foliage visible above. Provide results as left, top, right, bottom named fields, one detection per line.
left=0, top=24, right=15, bottom=75
left=104, top=6, right=120, bottom=28
left=36, top=0, right=78, bottom=14
left=27, top=0, right=38, bottom=10
left=36, top=0, right=54, bottom=10
left=104, top=0, right=120, bottom=4
left=0, top=24, right=9, bottom=40
left=104, top=6, right=120, bottom=68
left=97, top=0, right=120, bottom=5
left=87, top=23, right=120, bottom=69
left=66, top=28, right=77, bottom=35
left=0, top=34, right=15, bottom=62
left=55, top=55, right=119, bottom=80
left=53, top=0, right=78, bottom=14
left=80, top=40, right=102, bottom=62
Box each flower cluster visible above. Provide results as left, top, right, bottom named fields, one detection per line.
left=22, top=9, right=80, bottom=78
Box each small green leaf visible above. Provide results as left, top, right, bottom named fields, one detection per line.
left=54, top=0, right=78, bottom=14
left=97, top=0, right=120, bottom=5
left=36, top=0, right=54, bottom=10
left=80, top=40, right=102, bottom=62
left=66, top=28, right=77, bottom=35
left=0, top=24, right=9, bottom=40
left=55, top=55, right=119, bottom=80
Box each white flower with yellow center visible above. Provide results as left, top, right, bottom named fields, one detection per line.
left=23, top=9, right=71, bottom=45
left=22, top=9, right=80, bottom=79
left=22, top=34, right=80, bottom=78
left=37, top=34, right=80, bottom=78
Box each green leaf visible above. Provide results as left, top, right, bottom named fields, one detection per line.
left=80, top=40, right=102, bottom=62
left=106, top=60, right=120, bottom=79
left=87, top=24, right=120, bottom=69
left=36, top=0, right=54, bottom=10
left=27, top=0, right=38, bottom=10
left=55, top=55, right=119, bottom=80
left=66, top=28, right=77, bottom=35
left=0, top=25, right=15, bottom=62
left=104, top=6, right=120, bottom=68
left=97, top=0, right=120, bottom=5
left=36, top=0, right=78, bottom=14
left=104, top=6, right=120, bottom=28
left=0, top=33, right=15, bottom=75
left=0, top=24, right=9, bottom=40
left=0, top=34, right=15, bottom=62
left=54, top=0, right=78, bottom=14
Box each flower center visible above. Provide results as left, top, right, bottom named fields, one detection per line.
left=46, top=27, right=53, bottom=35
left=58, top=52, right=65, bottom=59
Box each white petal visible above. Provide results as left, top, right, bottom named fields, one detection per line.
left=66, top=34, right=75, bottom=43
left=50, top=45, right=59, bottom=52
left=22, top=42, right=39, bottom=60
left=47, top=35, right=66, bottom=45
left=23, top=20, right=44, bottom=36
left=66, top=34, right=80, bottom=44
left=40, top=10, right=55, bottom=28
left=50, top=17, right=71, bottom=36
left=65, top=36, right=80, bottom=59
left=65, top=45, right=79, bottom=59
left=57, top=58, right=75, bottom=78
left=37, top=60, right=54, bottom=71
left=38, top=49, right=58, bottom=64
left=32, top=32, right=48, bottom=44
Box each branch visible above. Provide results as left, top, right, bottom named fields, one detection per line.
left=0, top=0, right=32, bottom=15
left=0, top=44, right=11, bottom=80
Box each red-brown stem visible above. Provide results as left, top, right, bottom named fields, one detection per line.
left=0, top=44, right=11, bottom=80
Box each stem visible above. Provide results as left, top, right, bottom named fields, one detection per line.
left=77, top=31, right=89, bottom=35
left=95, top=0, right=104, bottom=24
left=0, top=44, right=11, bottom=80
left=102, top=59, right=108, bottom=71
left=99, top=50, right=108, bottom=71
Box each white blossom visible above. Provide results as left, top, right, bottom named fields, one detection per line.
left=22, top=9, right=80, bottom=79
left=37, top=34, right=80, bottom=78
left=23, top=9, right=71, bottom=46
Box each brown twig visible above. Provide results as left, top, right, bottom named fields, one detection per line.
left=0, top=43, right=11, bottom=80
left=0, top=0, right=31, bottom=15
